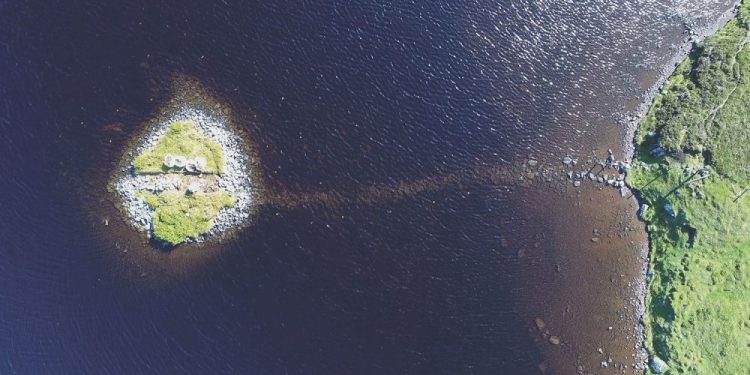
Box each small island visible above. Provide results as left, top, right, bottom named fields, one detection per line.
left=114, top=106, right=255, bottom=246
left=628, top=2, right=750, bottom=373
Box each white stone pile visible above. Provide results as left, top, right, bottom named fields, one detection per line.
left=164, top=154, right=207, bottom=173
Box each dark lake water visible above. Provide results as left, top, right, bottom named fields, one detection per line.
left=0, top=0, right=736, bottom=374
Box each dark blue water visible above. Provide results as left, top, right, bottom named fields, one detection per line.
left=0, top=2, right=544, bottom=373
left=0, top=0, right=737, bottom=374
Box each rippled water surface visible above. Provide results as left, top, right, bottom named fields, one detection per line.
left=0, top=0, right=736, bottom=373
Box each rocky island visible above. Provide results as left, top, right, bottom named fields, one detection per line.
left=628, top=1, right=750, bottom=373
left=113, top=104, right=256, bottom=247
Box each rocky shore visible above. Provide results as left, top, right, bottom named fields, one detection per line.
left=618, top=2, right=742, bottom=372
left=519, top=150, right=633, bottom=199
left=114, top=107, right=257, bottom=244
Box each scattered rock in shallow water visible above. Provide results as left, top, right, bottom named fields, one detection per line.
left=573, top=181, right=581, bottom=187
left=548, top=336, right=560, bottom=345
left=535, top=318, right=545, bottom=330
left=528, top=159, right=538, bottom=167
left=562, top=156, right=572, bottom=165
left=591, top=237, right=600, bottom=243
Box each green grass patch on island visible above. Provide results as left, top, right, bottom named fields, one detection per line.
left=140, top=191, right=236, bottom=245
left=629, top=2, right=750, bottom=373
left=133, top=120, right=224, bottom=174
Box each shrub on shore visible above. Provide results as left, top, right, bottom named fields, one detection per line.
left=639, top=4, right=750, bottom=182
left=629, top=2, right=750, bottom=373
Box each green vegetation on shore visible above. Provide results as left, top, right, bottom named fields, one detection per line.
left=130, top=119, right=235, bottom=245
left=133, top=120, right=224, bottom=174
left=628, top=3, right=750, bottom=373
left=140, top=191, right=236, bottom=246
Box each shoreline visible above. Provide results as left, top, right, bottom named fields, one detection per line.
left=622, top=1, right=744, bottom=372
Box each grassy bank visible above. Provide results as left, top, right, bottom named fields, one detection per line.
left=628, top=2, right=750, bottom=373
left=130, top=119, right=236, bottom=245
left=141, top=191, right=236, bottom=246
left=133, top=120, right=224, bottom=174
